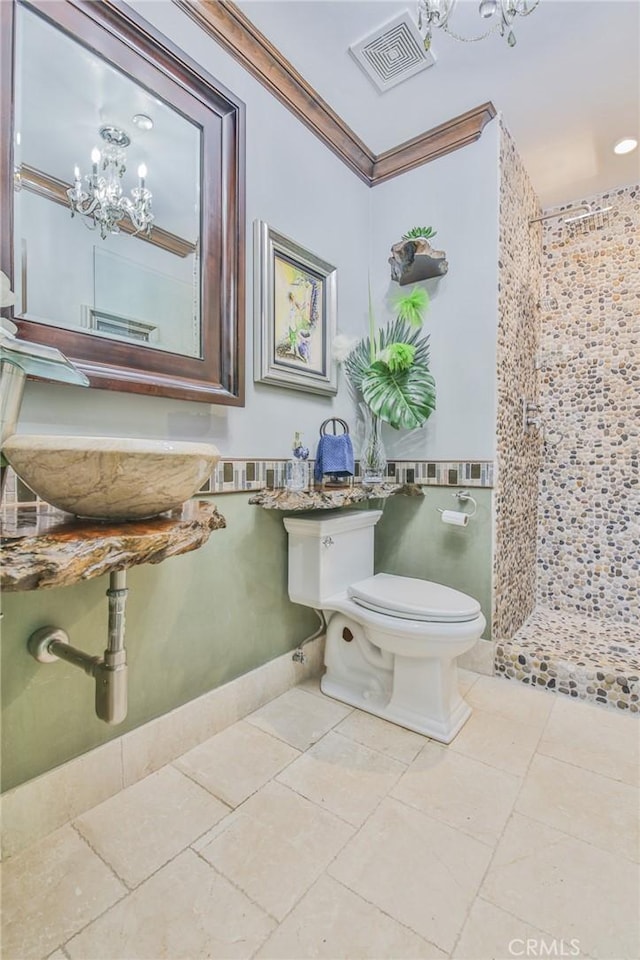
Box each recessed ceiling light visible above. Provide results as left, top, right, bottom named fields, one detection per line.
left=132, top=114, right=154, bottom=131
left=613, top=137, right=637, bottom=155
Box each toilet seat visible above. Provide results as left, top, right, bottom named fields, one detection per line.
left=348, top=573, right=482, bottom=623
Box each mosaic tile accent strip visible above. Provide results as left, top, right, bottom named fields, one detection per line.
left=196, top=459, right=494, bottom=494
left=204, top=460, right=290, bottom=493
left=493, top=122, right=543, bottom=641
left=495, top=606, right=640, bottom=713
left=391, top=460, right=493, bottom=487
left=1, top=459, right=495, bottom=511
left=1, top=469, right=19, bottom=504
left=537, top=183, right=640, bottom=623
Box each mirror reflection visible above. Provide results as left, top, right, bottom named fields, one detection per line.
left=13, top=4, right=203, bottom=359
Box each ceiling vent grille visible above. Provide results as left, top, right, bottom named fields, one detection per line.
left=349, top=12, right=435, bottom=93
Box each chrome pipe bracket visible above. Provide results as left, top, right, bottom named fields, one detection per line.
left=28, top=626, right=70, bottom=664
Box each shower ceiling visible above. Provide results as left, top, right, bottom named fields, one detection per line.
left=238, top=0, right=640, bottom=206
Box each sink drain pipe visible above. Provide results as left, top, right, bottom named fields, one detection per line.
left=27, top=570, right=128, bottom=724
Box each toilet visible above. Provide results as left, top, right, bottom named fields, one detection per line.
left=284, top=509, right=486, bottom=742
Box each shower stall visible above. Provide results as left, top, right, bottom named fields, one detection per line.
left=493, top=126, right=639, bottom=713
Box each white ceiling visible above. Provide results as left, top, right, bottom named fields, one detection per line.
left=238, top=0, right=640, bottom=207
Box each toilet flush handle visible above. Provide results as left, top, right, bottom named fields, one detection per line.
left=322, top=536, right=334, bottom=547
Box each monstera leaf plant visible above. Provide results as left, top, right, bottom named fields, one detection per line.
left=339, top=287, right=436, bottom=431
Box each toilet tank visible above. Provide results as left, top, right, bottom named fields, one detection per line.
left=283, top=509, right=382, bottom=608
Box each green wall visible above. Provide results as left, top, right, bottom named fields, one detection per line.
left=1, top=488, right=493, bottom=792
left=0, top=496, right=317, bottom=792
left=375, top=489, right=493, bottom=639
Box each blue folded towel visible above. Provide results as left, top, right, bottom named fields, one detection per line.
left=314, top=433, right=354, bottom=481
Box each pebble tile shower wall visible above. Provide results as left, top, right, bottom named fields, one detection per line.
left=496, top=183, right=639, bottom=712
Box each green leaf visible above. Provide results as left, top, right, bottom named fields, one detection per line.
left=343, top=332, right=375, bottom=395
left=367, top=277, right=377, bottom=363
left=343, top=317, right=435, bottom=430
left=402, top=226, right=437, bottom=240
left=394, top=286, right=429, bottom=327
left=377, top=342, right=416, bottom=372
left=363, top=361, right=436, bottom=430
left=378, top=318, right=431, bottom=368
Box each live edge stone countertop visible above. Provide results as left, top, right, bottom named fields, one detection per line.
left=249, top=482, right=424, bottom=511
left=0, top=500, right=226, bottom=592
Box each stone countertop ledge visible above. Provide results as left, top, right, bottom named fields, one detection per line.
left=249, top=482, right=424, bottom=511
left=0, top=500, right=226, bottom=592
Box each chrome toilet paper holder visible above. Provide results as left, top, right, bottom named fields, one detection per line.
left=437, top=490, right=477, bottom=519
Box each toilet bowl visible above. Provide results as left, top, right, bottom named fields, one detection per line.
left=284, top=509, right=486, bottom=743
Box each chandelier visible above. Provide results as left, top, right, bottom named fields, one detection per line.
left=417, top=0, right=539, bottom=49
left=67, top=126, right=153, bottom=240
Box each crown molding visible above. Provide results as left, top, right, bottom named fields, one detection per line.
left=174, top=0, right=496, bottom=186
left=174, top=0, right=375, bottom=182
left=372, top=102, right=497, bottom=184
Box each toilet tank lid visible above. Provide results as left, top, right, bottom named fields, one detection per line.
left=283, top=509, right=383, bottom=537
left=348, top=573, right=482, bottom=622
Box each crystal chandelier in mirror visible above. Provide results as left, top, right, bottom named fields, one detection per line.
left=417, top=0, right=539, bottom=49
left=67, top=126, right=153, bottom=240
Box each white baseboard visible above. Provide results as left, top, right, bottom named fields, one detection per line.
left=1, top=638, right=324, bottom=861
left=458, top=638, right=496, bottom=676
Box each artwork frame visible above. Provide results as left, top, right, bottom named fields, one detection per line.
left=254, top=220, right=337, bottom=396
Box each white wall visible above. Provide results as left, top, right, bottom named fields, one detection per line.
left=18, top=0, right=370, bottom=460
left=16, top=2, right=500, bottom=463
left=369, top=123, right=501, bottom=461
left=19, top=192, right=198, bottom=357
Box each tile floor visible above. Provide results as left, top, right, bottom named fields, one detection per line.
left=2, top=671, right=639, bottom=960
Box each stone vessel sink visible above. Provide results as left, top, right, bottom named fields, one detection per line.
left=3, top=435, right=220, bottom=520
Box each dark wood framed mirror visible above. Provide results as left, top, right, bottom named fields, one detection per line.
left=1, top=0, right=245, bottom=405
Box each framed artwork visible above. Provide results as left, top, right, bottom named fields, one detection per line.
left=254, top=220, right=337, bottom=395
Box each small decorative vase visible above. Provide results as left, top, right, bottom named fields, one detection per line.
left=360, top=405, right=386, bottom=484
left=286, top=430, right=309, bottom=491
left=285, top=458, right=308, bottom=492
